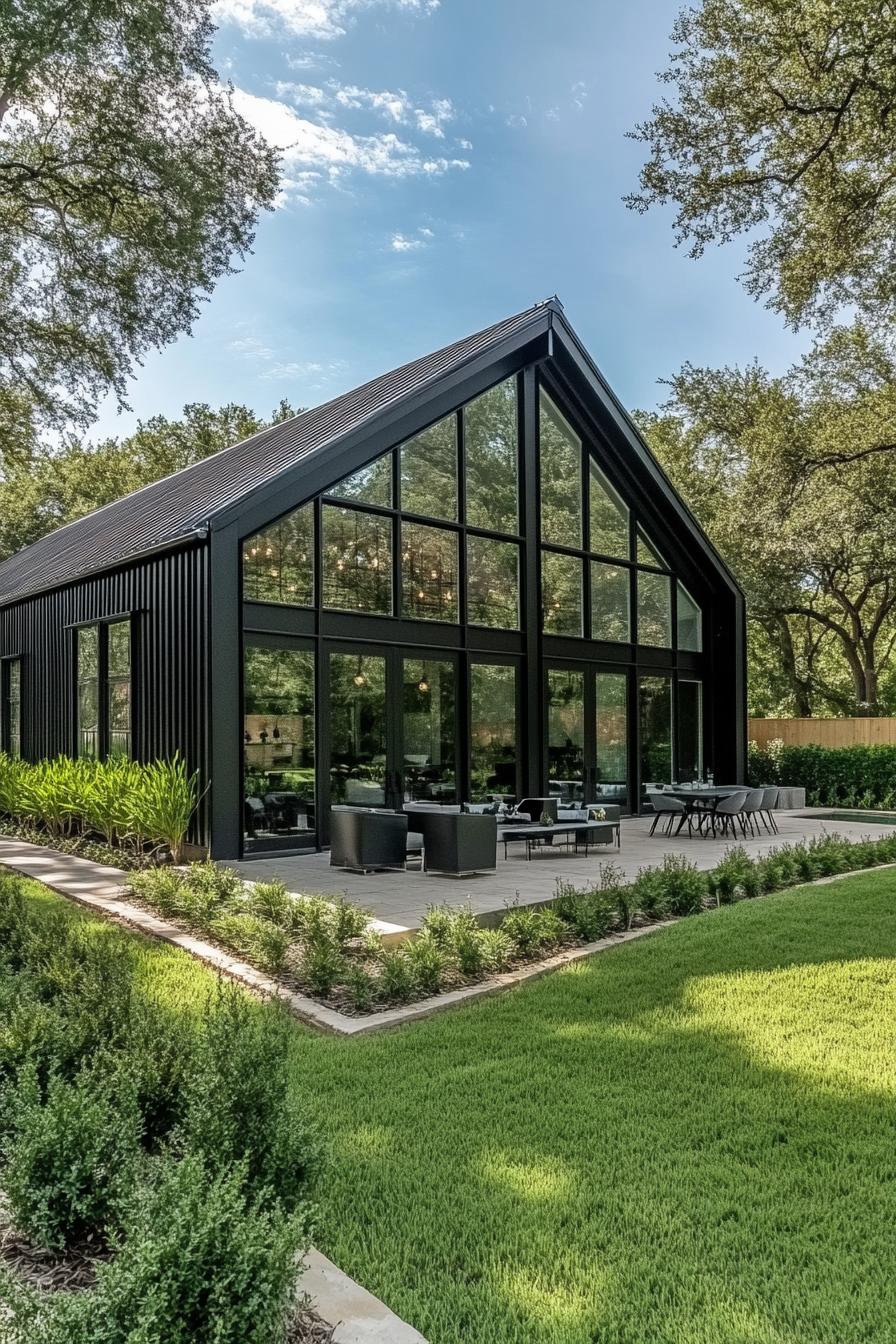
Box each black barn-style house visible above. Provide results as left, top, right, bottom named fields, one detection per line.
left=0, top=300, right=746, bottom=859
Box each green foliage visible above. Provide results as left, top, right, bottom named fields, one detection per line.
left=0, top=752, right=200, bottom=860
left=477, top=927, right=514, bottom=973
left=377, top=947, right=416, bottom=1004
left=0, top=1, right=279, bottom=460
left=553, top=879, right=618, bottom=941
left=405, top=932, right=447, bottom=998
left=300, top=938, right=345, bottom=999
left=344, top=964, right=377, bottom=1014
left=707, top=847, right=762, bottom=905
left=628, top=0, right=896, bottom=330
left=501, top=905, right=566, bottom=957
left=749, top=742, right=896, bottom=808
left=2, top=1062, right=142, bottom=1250
left=23, top=1153, right=307, bottom=1344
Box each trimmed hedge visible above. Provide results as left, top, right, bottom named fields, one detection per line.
left=0, top=875, right=319, bottom=1343
left=748, top=741, right=896, bottom=809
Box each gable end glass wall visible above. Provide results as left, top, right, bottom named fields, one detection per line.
left=239, top=368, right=711, bottom=854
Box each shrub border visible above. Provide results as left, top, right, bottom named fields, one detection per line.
left=2, top=835, right=893, bottom=1037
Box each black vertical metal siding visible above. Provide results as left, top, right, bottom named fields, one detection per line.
left=0, top=541, right=211, bottom=845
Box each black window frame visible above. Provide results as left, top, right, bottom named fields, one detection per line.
left=72, top=615, right=135, bottom=761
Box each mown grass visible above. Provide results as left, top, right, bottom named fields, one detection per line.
left=11, top=873, right=896, bottom=1344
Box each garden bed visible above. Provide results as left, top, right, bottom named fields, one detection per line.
left=122, top=832, right=896, bottom=1022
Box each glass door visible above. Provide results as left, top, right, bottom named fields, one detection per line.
left=322, top=646, right=460, bottom=839
left=546, top=664, right=631, bottom=810
left=243, top=641, right=316, bottom=853
left=638, top=674, right=673, bottom=801
left=546, top=667, right=586, bottom=804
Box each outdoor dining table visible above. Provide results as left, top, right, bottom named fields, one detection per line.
left=660, top=786, right=746, bottom=836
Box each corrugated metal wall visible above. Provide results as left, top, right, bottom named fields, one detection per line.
left=0, top=541, right=211, bottom=845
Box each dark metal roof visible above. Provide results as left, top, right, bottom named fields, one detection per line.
left=0, top=301, right=557, bottom=607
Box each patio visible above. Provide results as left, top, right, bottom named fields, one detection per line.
left=225, top=808, right=896, bottom=936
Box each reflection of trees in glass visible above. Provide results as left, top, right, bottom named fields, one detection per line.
left=464, top=379, right=519, bottom=534
left=402, top=659, right=456, bottom=801
left=467, top=535, right=519, bottom=629
left=637, top=530, right=665, bottom=567
left=542, top=551, right=582, bottom=635
left=596, top=672, right=627, bottom=785
left=327, top=455, right=393, bottom=507
left=401, top=416, right=457, bottom=520
left=677, top=583, right=702, bottom=652
left=470, top=662, right=518, bottom=799
left=107, top=621, right=131, bottom=758
left=590, top=461, right=630, bottom=559
left=539, top=390, right=582, bottom=548
left=637, top=571, right=672, bottom=646
left=592, top=562, right=630, bottom=642
left=77, top=626, right=99, bottom=758
left=322, top=506, right=392, bottom=614
left=7, top=660, right=21, bottom=758
left=678, top=680, right=703, bottom=780
left=639, top=676, right=672, bottom=788
left=401, top=522, right=458, bottom=622
left=243, top=647, right=315, bottom=840
left=547, top=669, right=585, bottom=786
left=328, top=653, right=387, bottom=804
left=243, top=503, right=313, bottom=606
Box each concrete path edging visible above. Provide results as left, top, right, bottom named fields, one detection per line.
left=303, top=1250, right=428, bottom=1344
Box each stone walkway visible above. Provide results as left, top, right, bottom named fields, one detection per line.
left=227, top=809, right=896, bottom=934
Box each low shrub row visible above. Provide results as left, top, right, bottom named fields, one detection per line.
left=748, top=740, right=896, bottom=809
left=0, top=875, right=320, bottom=1343
left=125, top=832, right=896, bottom=1016
left=0, top=752, right=200, bottom=863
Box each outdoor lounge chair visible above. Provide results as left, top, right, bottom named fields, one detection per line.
left=648, top=791, right=687, bottom=836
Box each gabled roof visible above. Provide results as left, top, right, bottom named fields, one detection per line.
left=0, top=298, right=743, bottom=608
left=0, top=302, right=555, bottom=607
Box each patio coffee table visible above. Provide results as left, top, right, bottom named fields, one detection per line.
left=500, top=821, right=615, bottom=860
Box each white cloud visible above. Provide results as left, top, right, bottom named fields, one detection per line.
left=457, top=137, right=473, bottom=150
left=390, top=232, right=424, bottom=252
left=231, top=86, right=469, bottom=198
left=571, top=80, right=588, bottom=110
left=279, top=81, right=454, bottom=137
left=213, top=0, right=438, bottom=40
left=505, top=113, right=527, bottom=129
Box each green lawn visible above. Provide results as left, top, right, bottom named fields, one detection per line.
left=14, top=874, right=896, bottom=1343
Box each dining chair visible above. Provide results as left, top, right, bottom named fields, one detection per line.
left=712, top=790, right=749, bottom=838
left=741, top=788, right=767, bottom=837
left=759, top=786, right=779, bottom=834
left=647, top=791, right=688, bottom=836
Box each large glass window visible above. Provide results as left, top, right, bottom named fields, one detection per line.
left=107, top=621, right=131, bottom=758
left=328, top=652, right=387, bottom=806
left=589, top=461, right=630, bottom=559
left=322, top=506, right=392, bottom=615
left=677, top=583, right=702, bottom=652
left=547, top=668, right=585, bottom=803
left=401, top=522, right=458, bottom=623
left=2, top=659, right=21, bottom=758
left=327, top=456, right=392, bottom=508
left=539, top=390, right=582, bottom=548
left=595, top=672, right=628, bottom=810
left=402, top=658, right=456, bottom=802
left=637, top=530, right=665, bottom=568
left=401, top=416, right=457, bottom=520
left=77, top=626, right=99, bottom=759
left=637, top=571, right=672, bottom=647
left=243, top=646, right=315, bottom=851
left=542, top=551, right=583, bottom=636
left=470, top=662, right=518, bottom=800
left=464, top=378, right=519, bottom=534
left=467, top=535, right=520, bottom=629
left=678, top=680, right=703, bottom=783
left=591, top=562, right=630, bottom=642
left=639, top=675, right=672, bottom=795
left=243, top=504, right=313, bottom=606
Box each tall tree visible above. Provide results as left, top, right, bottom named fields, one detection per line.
left=636, top=323, right=896, bottom=715
left=628, top=1, right=896, bottom=329
left=0, top=1, right=279, bottom=459
left=0, top=400, right=299, bottom=560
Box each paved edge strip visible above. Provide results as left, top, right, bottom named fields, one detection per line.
left=302, top=1250, right=429, bottom=1344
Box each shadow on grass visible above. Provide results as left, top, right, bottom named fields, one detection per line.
left=295, top=873, right=896, bottom=1344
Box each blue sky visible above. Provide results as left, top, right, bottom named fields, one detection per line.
left=97, top=0, right=810, bottom=437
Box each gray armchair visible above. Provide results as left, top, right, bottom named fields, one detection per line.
left=406, top=808, right=497, bottom=875
left=329, top=806, right=408, bottom=873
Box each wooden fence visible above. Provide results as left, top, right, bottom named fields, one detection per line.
left=749, top=718, right=896, bottom=749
